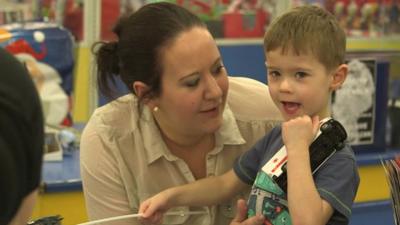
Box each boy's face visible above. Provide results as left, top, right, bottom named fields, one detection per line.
left=266, top=47, right=342, bottom=121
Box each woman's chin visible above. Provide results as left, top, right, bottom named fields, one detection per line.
left=204, top=119, right=223, bottom=134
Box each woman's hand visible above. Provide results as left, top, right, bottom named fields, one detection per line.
left=139, top=191, right=172, bottom=225
left=139, top=195, right=265, bottom=225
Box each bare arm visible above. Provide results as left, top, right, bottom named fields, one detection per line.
left=139, top=170, right=248, bottom=219
left=283, top=116, right=334, bottom=225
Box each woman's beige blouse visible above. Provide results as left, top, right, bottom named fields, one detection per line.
left=80, top=76, right=282, bottom=225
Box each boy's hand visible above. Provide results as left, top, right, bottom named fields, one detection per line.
left=139, top=191, right=172, bottom=225
left=282, top=115, right=320, bottom=154
left=230, top=199, right=264, bottom=225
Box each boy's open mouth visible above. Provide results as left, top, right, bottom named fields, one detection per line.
left=281, top=101, right=300, bottom=114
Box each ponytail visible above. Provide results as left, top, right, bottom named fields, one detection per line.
left=92, top=41, right=120, bottom=99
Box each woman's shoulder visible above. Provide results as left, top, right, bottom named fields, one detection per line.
left=227, top=76, right=282, bottom=122
left=89, top=94, right=139, bottom=131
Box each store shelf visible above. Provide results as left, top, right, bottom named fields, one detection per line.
left=347, top=36, right=400, bottom=51
left=216, top=36, right=400, bottom=51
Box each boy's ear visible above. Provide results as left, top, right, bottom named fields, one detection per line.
left=330, top=64, right=348, bottom=91
left=132, top=81, right=157, bottom=107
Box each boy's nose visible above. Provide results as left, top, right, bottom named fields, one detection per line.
left=279, top=78, right=292, bottom=92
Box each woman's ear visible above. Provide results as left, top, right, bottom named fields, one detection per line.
left=133, top=81, right=149, bottom=99
left=133, top=81, right=158, bottom=109
left=330, top=64, right=348, bottom=91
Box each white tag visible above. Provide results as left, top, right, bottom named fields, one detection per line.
left=261, top=145, right=287, bottom=177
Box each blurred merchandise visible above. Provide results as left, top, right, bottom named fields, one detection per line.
left=382, top=155, right=400, bottom=225
left=170, top=0, right=275, bottom=38
left=223, top=9, right=268, bottom=38
left=388, top=99, right=400, bottom=148
left=1, top=0, right=399, bottom=39
left=332, top=59, right=376, bottom=146
left=100, top=0, right=120, bottom=41
left=44, top=126, right=63, bottom=161
left=331, top=54, right=390, bottom=152
left=389, top=79, right=400, bottom=148
left=63, top=0, right=119, bottom=41
left=0, top=1, right=33, bottom=24
left=63, top=0, right=83, bottom=41
left=28, top=215, right=63, bottom=225
left=58, top=129, right=78, bottom=154
left=285, top=0, right=400, bottom=37
left=0, top=0, right=66, bottom=25
left=0, top=22, right=75, bottom=126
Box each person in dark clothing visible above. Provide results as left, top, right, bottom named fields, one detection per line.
left=0, top=47, right=44, bottom=225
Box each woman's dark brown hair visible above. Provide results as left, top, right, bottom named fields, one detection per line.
left=94, top=2, right=206, bottom=102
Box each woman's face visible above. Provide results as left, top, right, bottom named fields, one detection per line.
left=152, top=27, right=228, bottom=139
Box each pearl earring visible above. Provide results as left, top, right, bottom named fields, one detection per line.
left=153, top=106, right=159, bottom=112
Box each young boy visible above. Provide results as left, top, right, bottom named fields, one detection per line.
left=139, top=5, right=360, bottom=225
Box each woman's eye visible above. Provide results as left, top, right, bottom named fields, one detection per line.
left=185, top=78, right=200, bottom=87
left=212, top=65, right=225, bottom=76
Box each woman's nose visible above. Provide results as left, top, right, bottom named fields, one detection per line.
left=204, top=74, right=222, bottom=100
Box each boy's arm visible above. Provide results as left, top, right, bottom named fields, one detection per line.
left=139, top=169, right=247, bottom=219
left=283, top=115, right=334, bottom=225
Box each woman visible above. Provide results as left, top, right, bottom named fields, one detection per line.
left=80, top=2, right=281, bottom=225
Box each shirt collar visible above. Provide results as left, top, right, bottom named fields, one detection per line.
left=142, top=104, right=246, bottom=164
left=140, top=106, right=172, bottom=164
left=217, top=103, right=246, bottom=145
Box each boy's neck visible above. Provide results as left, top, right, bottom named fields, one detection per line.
left=315, top=105, right=331, bottom=120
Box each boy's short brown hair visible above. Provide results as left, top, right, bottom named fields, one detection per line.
left=264, top=5, right=346, bottom=71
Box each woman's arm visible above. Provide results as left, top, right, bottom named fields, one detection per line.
left=139, top=170, right=248, bottom=220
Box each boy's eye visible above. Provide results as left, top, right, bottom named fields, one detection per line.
left=268, top=71, right=280, bottom=77
left=295, top=72, right=307, bottom=79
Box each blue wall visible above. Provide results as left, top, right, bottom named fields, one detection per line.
left=350, top=200, right=396, bottom=225
left=218, top=44, right=267, bottom=83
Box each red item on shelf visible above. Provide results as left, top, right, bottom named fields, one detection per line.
left=223, top=9, right=267, bottom=38
left=101, top=0, right=119, bottom=41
